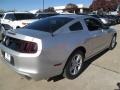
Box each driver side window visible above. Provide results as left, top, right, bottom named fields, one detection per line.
left=85, top=18, right=102, bottom=31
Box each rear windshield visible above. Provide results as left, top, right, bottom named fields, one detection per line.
left=14, top=13, right=36, bottom=20
left=24, top=17, right=73, bottom=33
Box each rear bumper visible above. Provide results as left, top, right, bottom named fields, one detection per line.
left=0, top=50, right=46, bottom=80
left=0, top=57, right=42, bottom=80
left=0, top=44, right=63, bottom=80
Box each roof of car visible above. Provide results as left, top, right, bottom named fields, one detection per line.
left=53, top=14, right=88, bottom=19
left=4, top=12, right=33, bottom=14
left=36, top=13, right=58, bottom=14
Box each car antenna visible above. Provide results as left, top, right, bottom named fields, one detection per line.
left=49, top=25, right=54, bottom=37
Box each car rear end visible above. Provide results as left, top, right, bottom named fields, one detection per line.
left=0, top=30, right=45, bottom=80
left=0, top=16, right=75, bottom=80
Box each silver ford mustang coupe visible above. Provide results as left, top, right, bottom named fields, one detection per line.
left=0, top=15, right=117, bottom=80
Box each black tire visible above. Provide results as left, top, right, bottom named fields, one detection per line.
left=63, top=50, right=84, bottom=80
left=0, top=25, right=5, bottom=41
left=16, top=26, right=20, bottom=28
left=109, top=35, right=117, bottom=50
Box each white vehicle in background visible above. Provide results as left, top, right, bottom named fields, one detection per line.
left=0, top=12, right=38, bottom=29
left=90, top=14, right=110, bottom=26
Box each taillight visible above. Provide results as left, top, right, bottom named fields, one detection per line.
left=19, top=41, right=38, bottom=53
left=22, top=22, right=28, bottom=26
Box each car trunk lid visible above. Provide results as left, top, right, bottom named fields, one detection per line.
left=2, top=28, right=49, bottom=52
left=6, top=28, right=50, bottom=39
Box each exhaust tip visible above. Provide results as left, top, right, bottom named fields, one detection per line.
left=24, top=75, right=31, bottom=80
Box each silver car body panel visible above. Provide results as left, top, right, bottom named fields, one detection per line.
left=0, top=15, right=116, bottom=80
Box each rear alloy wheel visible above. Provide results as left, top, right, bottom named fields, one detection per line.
left=63, top=50, right=84, bottom=79
left=109, top=35, right=117, bottom=50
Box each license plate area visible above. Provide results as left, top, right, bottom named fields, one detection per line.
left=5, top=53, right=11, bottom=62
left=1, top=51, right=14, bottom=66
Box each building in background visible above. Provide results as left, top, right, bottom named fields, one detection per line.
left=29, top=4, right=89, bottom=14
left=54, top=4, right=89, bottom=14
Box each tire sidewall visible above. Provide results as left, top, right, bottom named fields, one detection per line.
left=0, top=25, right=5, bottom=41
left=109, top=35, right=116, bottom=50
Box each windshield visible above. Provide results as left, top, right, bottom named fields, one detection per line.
left=14, top=13, right=36, bottom=20
left=24, top=17, right=73, bottom=33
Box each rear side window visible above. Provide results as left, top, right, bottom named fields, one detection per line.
left=5, top=14, right=15, bottom=20
left=25, top=17, right=73, bottom=33
left=69, top=22, right=83, bottom=31
left=85, top=18, right=102, bottom=31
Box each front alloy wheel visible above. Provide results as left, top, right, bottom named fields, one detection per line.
left=109, top=35, right=117, bottom=50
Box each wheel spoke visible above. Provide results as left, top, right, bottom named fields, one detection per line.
left=71, top=57, right=75, bottom=64
left=77, top=65, right=81, bottom=70
left=70, top=65, right=74, bottom=72
left=73, top=67, right=78, bottom=75
left=76, top=55, right=80, bottom=61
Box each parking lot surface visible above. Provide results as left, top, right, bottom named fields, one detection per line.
left=0, top=25, right=120, bottom=90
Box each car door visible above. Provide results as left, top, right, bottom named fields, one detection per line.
left=2, top=14, right=15, bottom=25
left=84, top=18, right=108, bottom=55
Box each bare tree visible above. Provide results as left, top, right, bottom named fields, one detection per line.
left=43, top=7, right=56, bottom=13
left=36, top=9, right=42, bottom=14
left=64, top=3, right=79, bottom=13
